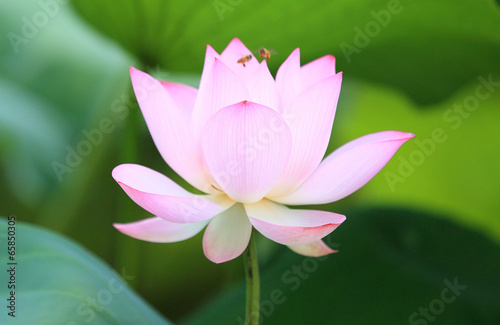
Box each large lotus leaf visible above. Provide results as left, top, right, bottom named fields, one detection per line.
left=0, top=217, right=172, bottom=324
left=70, top=0, right=500, bottom=105
left=182, top=207, right=500, bottom=324
left=329, top=77, right=500, bottom=241
left=0, top=1, right=132, bottom=208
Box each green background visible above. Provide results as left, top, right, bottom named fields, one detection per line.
left=0, top=0, right=499, bottom=323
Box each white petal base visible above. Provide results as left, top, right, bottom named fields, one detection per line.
left=288, top=240, right=338, bottom=257
left=203, top=204, right=252, bottom=263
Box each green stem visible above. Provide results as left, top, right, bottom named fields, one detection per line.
left=244, top=230, right=260, bottom=325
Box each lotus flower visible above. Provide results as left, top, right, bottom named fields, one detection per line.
left=113, top=38, right=414, bottom=263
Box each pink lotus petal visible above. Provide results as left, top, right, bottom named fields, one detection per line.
left=276, top=48, right=301, bottom=108
left=288, top=239, right=338, bottom=257
left=203, top=204, right=252, bottom=263
left=130, top=67, right=208, bottom=191
left=202, top=101, right=292, bottom=203
left=246, top=60, right=280, bottom=111
left=272, top=131, right=416, bottom=205
left=116, top=41, right=415, bottom=263
left=268, top=73, right=343, bottom=197
left=160, top=81, right=197, bottom=119
left=198, top=44, right=221, bottom=87
left=191, top=58, right=251, bottom=139
left=112, top=164, right=227, bottom=223
left=300, top=54, right=336, bottom=90
left=244, top=200, right=345, bottom=246
left=189, top=45, right=221, bottom=131
left=114, top=217, right=208, bottom=243
left=220, top=37, right=259, bottom=78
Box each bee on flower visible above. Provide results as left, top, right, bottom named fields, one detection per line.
left=237, top=54, right=253, bottom=67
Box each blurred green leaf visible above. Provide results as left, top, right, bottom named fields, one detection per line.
left=71, top=0, right=500, bottom=105
left=182, top=207, right=500, bottom=324
left=0, top=77, right=68, bottom=205
left=0, top=217, right=172, bottom=325
left=0, top=1, right=133, bottom=124
left=331, top=78, right=500, bottom=241
left=0, top=1, right=133, bottom=208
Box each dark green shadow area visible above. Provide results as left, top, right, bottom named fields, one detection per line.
left=183, top=207, right=500, bottom=325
